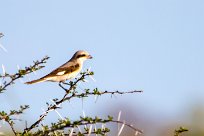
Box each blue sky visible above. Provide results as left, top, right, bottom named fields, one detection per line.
left=0, top=0, right=204, bottom=135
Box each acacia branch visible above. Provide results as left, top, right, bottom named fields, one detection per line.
left=0, top=105, right=29, bottom=136
left=0, top=116, right=17, bottom=136
left=34, top=116, right=143, bottom=135
left=0, top=56, right=49, bottom=93
left=7, top=121, right=17, bottom=136
left=70, top=130, right=108, bottom=136
left=23, top=69, right=142, bottom=135
left=23, top=71, right=93, bottom=134
left=62, top=89, right=143, bottom=102
left=23, top=70, right=142, bottom=134
left=46, top=130, right=109, bottom=136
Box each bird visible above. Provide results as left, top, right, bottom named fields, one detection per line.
left=25, top=50, right=92, bottom=84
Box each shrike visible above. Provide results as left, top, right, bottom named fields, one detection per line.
left=25, top=50, right=92, bottom=84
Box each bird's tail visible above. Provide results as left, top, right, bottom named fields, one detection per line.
left=25, top=78, right=46, bottom=84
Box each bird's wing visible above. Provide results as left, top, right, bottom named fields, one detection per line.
left=43, top=62, right=80, bottom=78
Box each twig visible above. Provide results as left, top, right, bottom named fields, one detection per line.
left=112, top=120, right=142, bottom=134
left=37, top=116, right=143, bottom=135
left=7, top=121, right=17, bottom=136
left=23, top=72, right=93, bottom=134
left=0, top=56, right=49, bottom=93
left=23, top=70, right=143, bottom=135
left=0, top=105, right=29, bottom=136
left=23, top=71, right=142, bottom=134
left=63, top=90, right=142, bottom=102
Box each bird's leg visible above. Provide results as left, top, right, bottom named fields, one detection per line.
left=58, top=81, right=67, bottom=92
left=61, top=81, right=71, bottom=86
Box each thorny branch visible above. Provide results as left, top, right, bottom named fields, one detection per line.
left=33, top=116, right=143, bottom=136
left=62, top=89, right=143, bottom=102
left=48, top=117, right=143, bottom=134
left=0, top=56, right=49, bottom=135
left=0, top=54, right=143, bottom=135
left=23, top=70, right=143, bottom=135
left=7, top=121, right=17, bottom=136
left=0, top=105, right=29, bottom=136
left=46, top=130, right=110, bottom=136
left=0, top=56, right=49, bottom=93
left=23, top=71, right=94, bottom=134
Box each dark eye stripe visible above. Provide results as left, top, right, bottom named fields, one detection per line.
left=77, top=54, right=86, bottom=58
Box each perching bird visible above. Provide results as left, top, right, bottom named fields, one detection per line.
left=25, top=50, right=92, bottom=84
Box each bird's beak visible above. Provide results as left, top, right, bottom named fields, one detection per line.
left=87, top=55, right=93, bottom=59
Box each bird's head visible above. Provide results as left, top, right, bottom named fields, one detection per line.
left=72, top=50, right=93, bottom=62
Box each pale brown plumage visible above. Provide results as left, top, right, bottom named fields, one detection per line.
left=25, top=50, right=92, bottom=84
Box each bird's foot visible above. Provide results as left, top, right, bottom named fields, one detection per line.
left=58, top=82, right=67, bottom=92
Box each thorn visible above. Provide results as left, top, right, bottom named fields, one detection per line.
left=87, top=66, right=96, bottom=82
left=54, top=131, right=58, bottom=136
left=17, top=65, right=20, bottom=70
left=117, top=121, right=125, bottom=136
left=89, top=75, right=96, bottom=82
left=50, top=99, right=61, bottom=108
left=83, top=79, right=89, bottom=82
left=88, top=67, right=91, bottom=72
left=0, top=43, right=8, bottom=53
left=94, top=95, right=99, bottom=103
left=69, top=128, right=74, bottom=136
left=82, top=110, right=87, bottom=129
left=117, top=111, right=122, bottom=131
left=94, top=125, right=98, bottom=136
left=1, top=64, right=6, bottom=76
left=101, top=123, right=105, bottom=130
left=82, top=110, right=86, bottom=118
left=41, top=108, right=47, bottom=115
left=88, top=125, right=92, bottom=136
left=135, top=131, right=139, bottom=136
left=54, top=110, right=64, bottom=120
left=77, top=126, right=82, bottom=133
